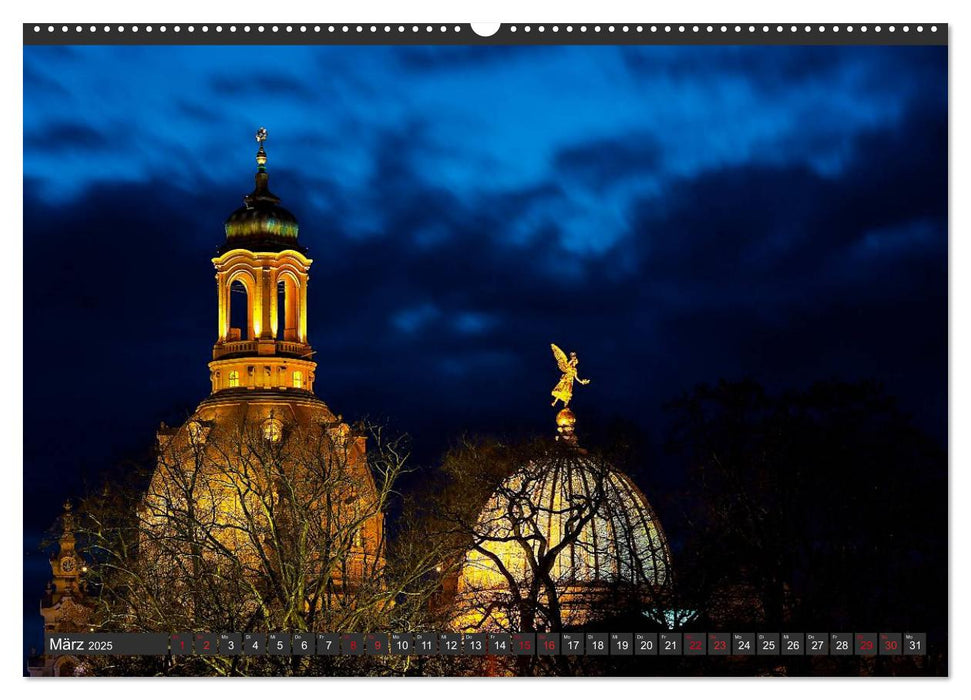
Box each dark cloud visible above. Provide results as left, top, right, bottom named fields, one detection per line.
left=209, top=72, right=321, bottom=100
left=22, top=44, right=946, bottom=541
left=25, top=122, right=109, bottom=151
left=620, top=45, right=900, bottom=94
left=22, top=62, right=68, bottom=97
left=173, top=98, right=224, bottom=124
left=553, top=134, right=662, bottom=191
left=393, top=45, right=552, bottom=71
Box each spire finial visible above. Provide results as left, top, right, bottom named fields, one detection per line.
left=61, top=499, right=76, bottom=534
left=555, top=407, right=578, bottom=445
left=255, top=127, right=268, bottom=172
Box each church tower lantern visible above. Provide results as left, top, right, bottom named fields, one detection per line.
left=210, top=128, right=316, bottom=394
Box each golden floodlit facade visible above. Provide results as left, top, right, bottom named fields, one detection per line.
left=144, top=130, right=384, bottom=594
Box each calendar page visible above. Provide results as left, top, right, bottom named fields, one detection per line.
left=21, top=16, right=947, bottom=680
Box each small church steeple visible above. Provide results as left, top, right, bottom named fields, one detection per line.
left=45, top=501, right=85, bottom=605
left=30, top=501, right=92, bottom=676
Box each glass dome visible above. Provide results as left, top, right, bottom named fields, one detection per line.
left=456, top=446, right=672, bottom=629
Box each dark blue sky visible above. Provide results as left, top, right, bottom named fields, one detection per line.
left=23, top=44, right=947, bottom=534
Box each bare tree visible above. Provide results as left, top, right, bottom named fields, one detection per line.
left=419, top=438, right=673, bottom=639
left=73, top=416, right=421, bottom=676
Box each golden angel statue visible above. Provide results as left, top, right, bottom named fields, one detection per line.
left=550, top=343, right=591, bottom=407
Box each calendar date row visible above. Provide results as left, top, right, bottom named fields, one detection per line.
left=48, top=632, right=926, bottom=657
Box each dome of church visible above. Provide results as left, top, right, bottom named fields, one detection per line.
left=149, top=389, right=385, bottom=594
left=221, top=130, right=303, bottom=254
left=223, top=191, right=299, bottom=251
left=455, top=428, right=672, bottom=629
left=460, top=451, right=671, bottom=587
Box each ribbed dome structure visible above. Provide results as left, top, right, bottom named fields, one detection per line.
left=221, top=130, right=304, bottom=254
left=455, top=415, right=672, bottom=631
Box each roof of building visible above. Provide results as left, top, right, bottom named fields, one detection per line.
left=221, top=129, right=306, bottom=255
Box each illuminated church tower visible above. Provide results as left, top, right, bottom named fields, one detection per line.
left=145, top=130, right=383, bottom=610
left=209, top=127, right=315, bottom=395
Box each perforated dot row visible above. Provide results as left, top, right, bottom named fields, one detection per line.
left=30, top=24, right=470, bottom=34
left=29, top=23, right=943, bottom=36
left=505, top=24, right=937, bottom=33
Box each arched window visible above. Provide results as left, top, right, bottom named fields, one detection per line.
left=292, top=370, right=303, bottom=389
left=229, top=279, right=251, bottom=340
left=276, top=274, right=299, bottom=342
left=228, top=370, right=240, bottom=388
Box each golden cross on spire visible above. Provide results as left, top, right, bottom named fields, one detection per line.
left=255, top=127, right=268, bottom=171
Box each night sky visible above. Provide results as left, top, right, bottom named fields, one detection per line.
left=23, top=43, right=946, bottom=542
